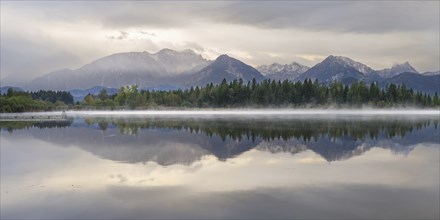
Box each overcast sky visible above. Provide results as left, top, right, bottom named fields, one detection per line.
left=1, top=1, right=439, bottom=84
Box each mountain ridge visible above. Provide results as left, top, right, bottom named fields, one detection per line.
left=377, top=62, right=419, bottom=78
left=22, top=49, right=439, bottom=95
left=186, top=54, right=265, bottom=86
left=380, top=72, right=440, bottom=95
left=296, top=55, right=370, bottom=84
left=27, top=49, right=211, bottom=91
left=257, top=62, right=309, bottom=81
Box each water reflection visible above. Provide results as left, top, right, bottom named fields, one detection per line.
left=1, top=120, right=73, bottom=133
left=1, top=115, right=439, bottom=219
left=1, top=116, right=438, bottom=165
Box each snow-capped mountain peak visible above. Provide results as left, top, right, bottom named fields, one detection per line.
left=257, top=61, right=309, bottom=81
left=377, top=61, right=419, bottom=78
left=391, top=62, right=418, bottom=73
left=27, top=49, right=211, bottom=90
left=296, top=55, right=375, bottom=84
left=188, top=54, right=264, bottom=86
left=324, top=55, right=375, bottom=75
left=152, top=48, right=210, bottom=74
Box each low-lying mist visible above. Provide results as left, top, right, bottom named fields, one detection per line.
left=66, top=108, right=440, bottom=119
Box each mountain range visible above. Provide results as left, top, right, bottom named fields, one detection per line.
left=3, top=48, right=439, bottom=95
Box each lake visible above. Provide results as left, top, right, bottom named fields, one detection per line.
left=1, top=111, right=439, bottom=219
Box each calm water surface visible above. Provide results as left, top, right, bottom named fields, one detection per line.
left=1, top=114, right=439, bottom=219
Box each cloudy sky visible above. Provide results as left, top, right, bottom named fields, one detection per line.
left=1, top=1, right=439, bottom=84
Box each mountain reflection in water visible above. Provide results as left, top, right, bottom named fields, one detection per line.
left=1, top=116, right=438, bottom=166
left=1, top=115, right=439, bottom=219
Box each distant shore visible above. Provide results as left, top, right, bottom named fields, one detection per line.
left=0, top=111, right=68, bottom=121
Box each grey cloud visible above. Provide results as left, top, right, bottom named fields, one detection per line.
left=139, top=31, right=156, bottom=37
left=3, top=2, right=221, bottom=28
left=4, top=2, right=438, bottom=33
left=203, top=1, right=439, bottom=33
left=100, top=2, right=440, bottom=33
left=118, top=31, right=129, bottom=40
left=49, top=1, right=439, bottom=34
left=0, top=35, right=82, bottom=86
left=182, top=42, right=206, bottom=53
left=98, top=2, right=234, bottom=29
left=106, top=31, right=129, bottom=40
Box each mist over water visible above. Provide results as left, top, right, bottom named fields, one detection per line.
left=65, top=109, right=440, bottom=120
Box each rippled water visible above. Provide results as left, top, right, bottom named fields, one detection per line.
left=1, top=114, right=439, bottom=219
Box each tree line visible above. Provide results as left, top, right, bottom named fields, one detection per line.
left=85, top=117, right=436, bottom=141
left=83, top=79, right=440, bottom=109
left=0, top=88, right=73, bottom=113
left=1, top=79, right=439, bottom=113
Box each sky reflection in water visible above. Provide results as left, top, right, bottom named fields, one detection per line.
left=1, top=115, right=439, bottom=219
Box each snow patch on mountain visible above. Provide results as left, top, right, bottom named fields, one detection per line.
left=257, top=62, right=309, bottom=81
left=327, top=55, right=376, bottom=75
left=377, top=62, right=419, bottom=78
left=422, top=71, right=439, bottom=76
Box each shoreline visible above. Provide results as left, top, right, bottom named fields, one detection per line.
left=1, top=109, right=439, bottom=120
left=70, top=109, right=440, bottom=115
